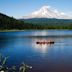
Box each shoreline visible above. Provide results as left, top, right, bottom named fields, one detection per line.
left=0, top=29, right=72, bottom=32
left=0, top=30, right=25, bottom=32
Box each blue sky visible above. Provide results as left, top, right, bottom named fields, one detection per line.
left=0, top=0, right=72, bottom=18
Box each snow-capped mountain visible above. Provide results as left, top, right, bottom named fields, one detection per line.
left=22, top=6, right=72, bottom=19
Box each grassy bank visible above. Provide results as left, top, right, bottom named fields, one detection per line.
left=0, top=29, right=72, bottom=32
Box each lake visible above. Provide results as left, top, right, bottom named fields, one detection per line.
left=0, top=30, right=72, bottom=72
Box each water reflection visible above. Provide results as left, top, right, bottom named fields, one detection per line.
left=33, top=30, right=48, bottom=36
left=32, top=38, right=54, bottom=53
left=0, top=30, right=72, bottom=72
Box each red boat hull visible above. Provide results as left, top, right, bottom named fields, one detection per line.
left=36, top=41, right=54, bottom=44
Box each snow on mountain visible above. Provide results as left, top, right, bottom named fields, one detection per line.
left=22, top=5, right=72, bottom=19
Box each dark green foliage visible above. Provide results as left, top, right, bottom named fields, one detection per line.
left=0, top=13, right=30, bottom=30
left=0, top=13, right=44, bottom=30
left=23, top=18, right=72, bottom=29
left=0, top=12, right=72, bottom=30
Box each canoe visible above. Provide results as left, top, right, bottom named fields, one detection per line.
left=36, top=41, right=54, bottom=44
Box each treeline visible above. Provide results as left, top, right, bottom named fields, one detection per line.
left=24, top=18, right=72, bottom=29
left=0, top=13, right=72, bottom=30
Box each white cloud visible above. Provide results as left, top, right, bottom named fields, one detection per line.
left=54, top=9, right=59, bottom=13
left=60, top=12, right=66, bottom=15
left=42, top=5, right=51, bottom=9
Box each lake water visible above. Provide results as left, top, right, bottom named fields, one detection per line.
left=0, top=30, right=72, bottom=72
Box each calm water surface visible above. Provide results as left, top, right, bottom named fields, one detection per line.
left=0, top=30, right=72, bottom=72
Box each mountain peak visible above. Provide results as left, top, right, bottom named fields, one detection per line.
left=22, top=5, right=72, bottom=19
left=31, top=5, right=51, bottom=17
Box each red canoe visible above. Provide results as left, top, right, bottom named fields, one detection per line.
left=36, top=41, right=54, bottom=44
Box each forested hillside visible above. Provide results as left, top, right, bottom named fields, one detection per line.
left=0, top=13, right=44, bottom=30
left=0, top=13, right=72, bottom=30
left=23, top=18, right=72, bottom=29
